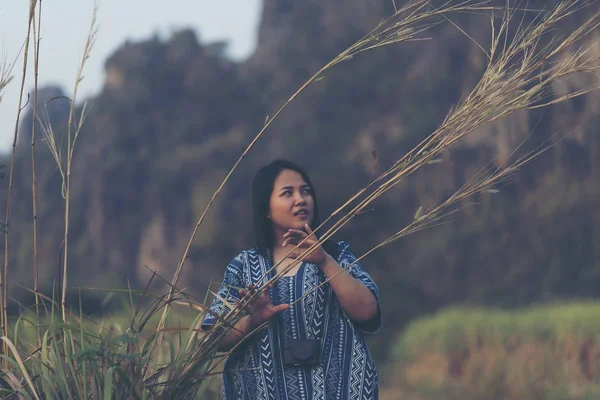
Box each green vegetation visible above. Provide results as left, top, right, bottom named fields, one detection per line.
left=0, top=290, right=223, bottom=399
left=392, top=302, right=600, bottom=400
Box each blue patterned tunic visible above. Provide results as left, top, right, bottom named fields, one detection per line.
left=201, top=241, right=382, bottom=399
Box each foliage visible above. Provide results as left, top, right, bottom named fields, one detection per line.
left=391, top=302, right=600, bottom=400
left=0, top=288, right=223, bottom=399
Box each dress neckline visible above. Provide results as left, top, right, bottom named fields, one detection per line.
left=266, top=249, right=305, bottom=278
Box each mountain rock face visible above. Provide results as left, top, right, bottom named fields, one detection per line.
left=2, top=0, right=600, bottom=363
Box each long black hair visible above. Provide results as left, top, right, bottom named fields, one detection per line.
left=252, top=159, right=338, bottom=259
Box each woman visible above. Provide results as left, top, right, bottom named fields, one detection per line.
left=202, top=159, right=382, bottom=399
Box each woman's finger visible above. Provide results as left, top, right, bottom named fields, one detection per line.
left=282, top=238, right=302, bottom=248
left=275, top=304, right=290, bottom=313
left=283, top=231, right=305, bottom=242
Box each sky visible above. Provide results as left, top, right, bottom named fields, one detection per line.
left=0, top=0, right=262, bottom=152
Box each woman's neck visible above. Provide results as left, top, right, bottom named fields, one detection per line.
left=270, top=227, right=292, bottom=261
left=271, top=246, right=301, bottom=276
left=271, top=226, right=287, bottom=249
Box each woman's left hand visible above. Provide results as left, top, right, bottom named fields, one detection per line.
left=282, top=224, right=330, bottom=267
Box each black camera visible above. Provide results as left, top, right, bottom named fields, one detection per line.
left=283, top=339, right=320, bottom=367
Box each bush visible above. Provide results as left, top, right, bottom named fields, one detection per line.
left=391, top=302, right=600, bottom=400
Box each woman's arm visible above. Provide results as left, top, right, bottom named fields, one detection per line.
left=282, top=225, right=379, bottom=323
left=319, top=254, right=378, bottom=322
left=201, top=253, right=288, bottom=352
left=218, top=315, right=253, bottom=352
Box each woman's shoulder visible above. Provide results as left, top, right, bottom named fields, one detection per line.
left=237, top=247, right=261, bottom=258
left=325, top=240, right=352, bottom=262
left=335, top=240, right=351, bottom=251
left=227, top=248, right=263, bottom=266
left=333, top=240, right=352, bottom=255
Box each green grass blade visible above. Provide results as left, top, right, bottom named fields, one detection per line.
left=0, top=338, right=41, bottom=400
left=78, top=289, right=89, bottom=400
left=103, top=366, right=114, bottom=400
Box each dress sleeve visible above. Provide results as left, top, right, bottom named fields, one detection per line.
left=201, top=251, right=246, bottom=331
left=336, top=241, right=382, bottom=335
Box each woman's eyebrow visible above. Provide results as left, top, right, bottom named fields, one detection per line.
left=278, top=184, right=310, bottom=192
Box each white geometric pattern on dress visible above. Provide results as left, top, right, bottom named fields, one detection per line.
left=349, top=335, right=367, bottom=399
left=312, top=365, right=325, bottom=399
left=203, top=241, right=381, bottom=399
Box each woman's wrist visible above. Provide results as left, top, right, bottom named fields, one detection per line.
left=245, top=314, right=269, bottom=333
left=243, top=315, right=257, bottom=333
left=317, top=253, right=335, bottom=273
left=230, top=316, right=251, bottom=340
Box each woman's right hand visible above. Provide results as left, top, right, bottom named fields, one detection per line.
left=239, top=284, right=289, bottom=329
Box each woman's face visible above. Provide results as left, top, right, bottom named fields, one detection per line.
left=268, top=169, right=315, bottom=234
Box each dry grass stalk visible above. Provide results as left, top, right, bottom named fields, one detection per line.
left=154, top=0, right=495, bottom=356
left=2, top=0, right=38, bottom=359
left=60, top=9, right=97, bottom=323
left=39, top=4, right=98, bottom=322
left=290, top=137, right=556, bottom=307
left=187, top=0, right=600, bottom=380
left=268, top=0, right=600, bottom=283
left=0, top=53, right=16, bottom=105
left=30, top=0, right=43, bottom=350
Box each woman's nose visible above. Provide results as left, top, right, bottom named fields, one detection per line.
left=294, top=193, right=306, bottom=205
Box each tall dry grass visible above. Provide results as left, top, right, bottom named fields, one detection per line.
left=30, top=0, right=43, bottom=350
left=155, top=0, right=497, bottom=337
left=35, top=4, right=98, bottom=323
left=202, top=0, right=600, bottom=332
left=2, top=0, right=39, bottom=358
left=161, top=0, right=600, bottom=387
